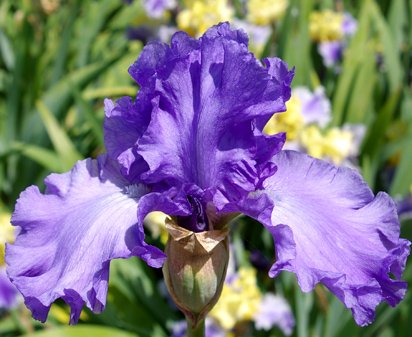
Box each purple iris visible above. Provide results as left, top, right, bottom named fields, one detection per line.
left=6, top=23, right=410, bottom=327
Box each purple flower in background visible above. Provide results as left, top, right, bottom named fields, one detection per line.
left=143, top=0, right=176, bottom=18
left=318, top=41, right=343, bottom=68
left=397, top=193, right=412, bottom=219
left=293, top=86, right=331, bottom=127
left=342, top=13, right=358, bottom=36
left=318, top=12, right=357, bottom=68
left=6, top=22, right=409, bottom=327
left=0, top=267, right=18, bottom=309
left=171, top=319, right=225, bottom=337
left=254, top=293, right=295, bottom=336
left=170, top=320, right=186, bottom=337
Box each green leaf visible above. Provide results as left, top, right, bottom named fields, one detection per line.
left=36, top=100, right=82, bottom=170
left=390, top=137, right=412, bottom=196
left=369, top=0, right=403, bottom=93
left=282, top=0, right=314, bottom=86
left=360, top=90, right=400, bottom=188
left=22, top=51, right=125, bottom=146
left=295, top=285, right=313, bottom=337
left=75, top=0, right=121, bottom=68
left=83, top=87, right=136, bottom=100
left=388, top=0, right=408, bottom=51
left=11, top=142, right=63, bottom=172
left=20, top=325, right=138, bottom=337
left=344, top=47, right=377, bottom=124
left=49, top=3, right=78, bottom=85
left=390, top=91, right=412, bottom=196
left=331, top=0, right=371, bottom=125
left=0, top=27, right=14, bottom=70
left=72, top=86, right=104, bottom=146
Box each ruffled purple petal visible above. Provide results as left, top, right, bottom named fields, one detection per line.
left=104, top=97, right=151, bottom=181
left=132, top=23, right=292, bottom=207
left=262, top=150, right=410, bottom=326
left=6, top=155, right=175, bottom=323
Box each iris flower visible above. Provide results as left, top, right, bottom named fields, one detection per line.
left=6, top=23, right=410, bottom=327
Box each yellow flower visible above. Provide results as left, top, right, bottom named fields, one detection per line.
left=323, top=127, right=353, bottom=165
left=309, top=10, right=343, bottom=42
left=247, top=0, right=288, bottom=25
left=0, top=212, right=13, bottom=266
left=264, top=95, right=304, bottom=141
left=209, top=267, right=261, bottom=330
left=300, top=126, right=354, bottom=165
left=177, top=0, right=233, bottom=36
left=300, top=125, right=325, bottom=159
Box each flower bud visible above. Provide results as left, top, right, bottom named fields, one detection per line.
left=163, top=219, right=229, bottom=328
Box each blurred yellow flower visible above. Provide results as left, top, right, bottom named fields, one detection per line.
left=323, top=128, right=353, bottom=164
left=177, top=0, right=233, bottom=36
left=300, top=126, right=354, bottom=165
left=0, top=212, right=13, bottom=266
left=247, top=0, right=288, bottom=25
left=264, top=95, right=304, bottom=140
left=300, top=125, right=325, bottom=159
left=310, top=10, right=343, bottom=42
left=209, top=267, right=262, bottom=330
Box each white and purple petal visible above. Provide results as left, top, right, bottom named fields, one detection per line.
left=253, top=293, right=295, bottom=336
left=262, top=150, right=410, bottom=326
left=293, top=86, right=331, bottom=127
left=6, top=156, right=187, bottom=323
left=318, top=41, right=343, bottom=68
left=143, top=0, right=176, bottom=18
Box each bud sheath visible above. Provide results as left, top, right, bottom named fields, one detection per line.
left=163, top=220, right=229, bottom=328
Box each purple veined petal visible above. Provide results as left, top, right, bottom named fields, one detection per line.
left=6, top=155, right=188, bottom=324
left=261, top=150, right=410, bottom=326
left=133, top=23, right=293, bottom=207
left=0, top=266, right=18, bottom=309
left=253, top=293, right=295, bottom=336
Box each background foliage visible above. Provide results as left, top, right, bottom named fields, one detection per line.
left=0, top=0, right=411, bottom=336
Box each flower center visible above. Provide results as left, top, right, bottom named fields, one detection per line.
left=123, top=184, right=147, bottom=199
left=177, top=195, right=209, bottom=232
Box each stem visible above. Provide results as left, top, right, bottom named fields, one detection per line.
left=187, top=319, right=205, bottom=337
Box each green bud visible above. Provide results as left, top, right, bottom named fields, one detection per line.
left=162, top=219, right=229, bottom=328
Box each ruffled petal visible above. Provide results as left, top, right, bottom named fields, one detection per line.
left=134, top=23, right=293, bottom=205
left=104, top=94, right=153, bottom=181
left=6, top=156, right=168, bottom=323
left=262, top=150, right=410, bottom=326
